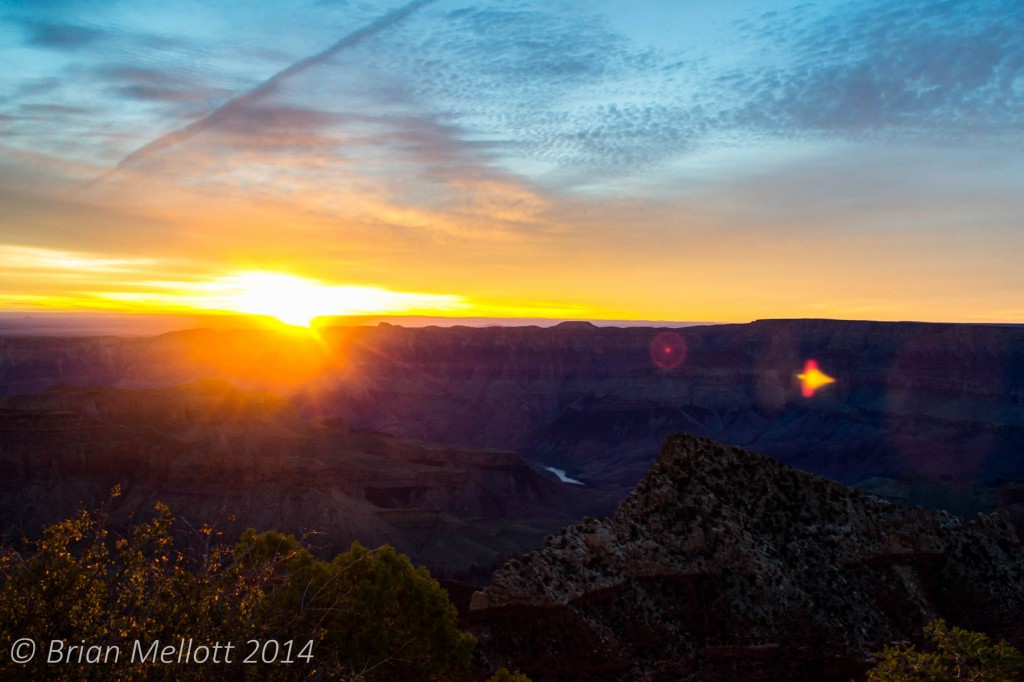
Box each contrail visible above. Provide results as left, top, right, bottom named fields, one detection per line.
left=87, top=0, right=438, bottom=186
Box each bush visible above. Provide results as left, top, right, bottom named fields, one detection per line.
left=867, top=619, right=1024, bottom=681
left=0, top=500, right=474, bottom=681
left=486, top=667, right=533, bottom=681
left=235, top=530, right=476, bottom=681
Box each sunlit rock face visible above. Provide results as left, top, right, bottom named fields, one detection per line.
left=468, top=434, right=1024, bottom=682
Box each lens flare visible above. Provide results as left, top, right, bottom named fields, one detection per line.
left=650, top=332, right=686, bottom=369
left=798, top=359, right=836, bottom=398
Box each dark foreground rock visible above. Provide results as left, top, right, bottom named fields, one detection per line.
left=468, top=434, right=1024, bottom=681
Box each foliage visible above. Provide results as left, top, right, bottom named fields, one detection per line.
left=486, top=667, right=533, bottom=681
left=0, top=498, right=474, bottom=681
left=235, top=530, right=476, bottom=682
left=867, top=619, right=1024, bottom=682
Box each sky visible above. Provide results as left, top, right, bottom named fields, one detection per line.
left=1, top=0, right=1022, bottom=325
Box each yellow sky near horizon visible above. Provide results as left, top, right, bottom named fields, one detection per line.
left=3, top=202, right=1021, bottom=327
left=3, top=158, right=1021, bottom=326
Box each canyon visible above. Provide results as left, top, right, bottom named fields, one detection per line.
left=2, top=318, right=1022, bottom=523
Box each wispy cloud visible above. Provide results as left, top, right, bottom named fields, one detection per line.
left=726, top=0, right=1024, bottom=141
left=89, top=0, right=439, bottom=185
left=21, top=19, right=105, bottom=49
left=5, top=0, right=1021, bottom=189
left=0, top=244, right=155, bottom=273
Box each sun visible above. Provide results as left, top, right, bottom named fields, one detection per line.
left=220, top=272, right=334, bottom=327
left=204, top=271, right=467, bottom=327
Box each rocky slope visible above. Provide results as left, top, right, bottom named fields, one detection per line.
left=468, top=434, right=1024, bottom=681
left=0, top=381, right=585, bottom=580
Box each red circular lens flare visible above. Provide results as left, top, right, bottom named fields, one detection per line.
left=650, top=332, right=686, bottom=369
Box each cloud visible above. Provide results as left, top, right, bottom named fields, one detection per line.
left=387, top=0, right=1023, bottom=182
left=0, top=244, right=154, bottom=273
left=90, top=0, right=440, bottom=185
left=21, top=19, right=105, bottom=49
left=5, top=0, right=1022, bottom=196
left=387, top=4, right=688, bottom=174
left=726, top=0, right=1024, bottom=140
left=96, top=65, right=229, bottom=107
left=4, top=0, right=1022, bottom=252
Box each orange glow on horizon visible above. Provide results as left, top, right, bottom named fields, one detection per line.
left=3, top=241, right=1023, bottom=326
left=76, top=271, right=471, bottom=328
left=200, top=272, right=461, bottom=328
left=797, top=359, right=836, bottom=398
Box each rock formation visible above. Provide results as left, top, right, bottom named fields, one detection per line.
left=468, top=434, right=1024, bottom=681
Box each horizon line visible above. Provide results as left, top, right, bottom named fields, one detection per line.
left=1, top=311, right=1022, bottom=338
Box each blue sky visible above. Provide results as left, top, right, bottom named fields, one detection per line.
left=1, top=0, right=1022, bottom=323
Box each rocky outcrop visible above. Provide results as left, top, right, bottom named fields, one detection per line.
left=468, top=434, right=1024, bottom=681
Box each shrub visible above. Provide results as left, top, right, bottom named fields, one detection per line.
left=486, top=667, right=533, bottom=681
left=867, top=619, right=1024, bottom=682
left=1, top=501, right=474, bottom=681
left=235, top=530, right=476, bottom=681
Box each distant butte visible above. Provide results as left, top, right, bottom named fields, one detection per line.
left=551, top=320, right=598, bottom=329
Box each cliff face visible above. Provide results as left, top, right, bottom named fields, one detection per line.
left=0, top=381, right=581, bottom=580
left=468, top=434, right=1024, bottom=681
left=2, top=319, right=1023, bottom=517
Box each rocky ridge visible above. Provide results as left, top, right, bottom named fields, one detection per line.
left=468, top=434, right=1024, bottom=681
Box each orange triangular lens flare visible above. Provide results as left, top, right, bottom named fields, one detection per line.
left=798, top=359, right=836, bottom=398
